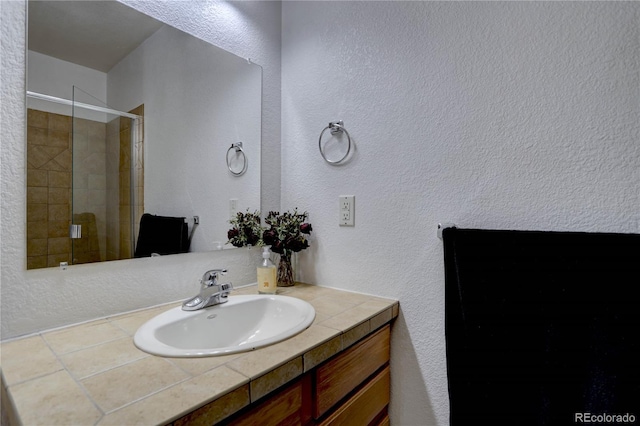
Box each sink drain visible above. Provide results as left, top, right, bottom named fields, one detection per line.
left=207, top=314, right=217, bottom=319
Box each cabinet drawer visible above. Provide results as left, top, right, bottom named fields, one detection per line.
left=318, top=365, right=390, bottom=426
left=314, top=325, right=390, bottom=417
left=231, top=375, right=311, bottom=426
left=374, top=412, right=390, bottom=426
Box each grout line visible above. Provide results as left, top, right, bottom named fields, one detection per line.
left=162, top=357, right=198, bottom=378
left=38, top=336, right=107, bottom=421
left=45, top=335, right=129, bottom=357
left=101, top=376, right=193, bottom=416
left=73, top=353, right=151, bottom=382
left=2, top=368, right=64, bottom=389
left=108, top=319, right=136, bottom=336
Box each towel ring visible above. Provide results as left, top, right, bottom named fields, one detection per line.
left=319, top=121, right=352, bottom=165
left=226, top=142, right=248, bottom=176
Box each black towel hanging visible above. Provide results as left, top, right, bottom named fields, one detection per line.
left=134, top=213, right=189, bottom=258
left=443, top=228, right=640, bottom=425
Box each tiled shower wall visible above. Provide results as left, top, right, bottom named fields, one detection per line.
left=71, top=111, right=108, bottom=265
left=26, top=108, right=144, bottom=269
left=130, top=105, right=145, bottom=259
left=26, top=109, right=74, bottom=269
left=106, top=104, right=144, bottom=261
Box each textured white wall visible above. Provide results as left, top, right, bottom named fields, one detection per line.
left=120, top=0, right=282, bottom=215
left=107, top=24, right=262, bottom=249
left=27, top=51, right=107, bottom=118
left=0, top=0, right=281, bottom=339
left=3, top=1, right=639, bottom=422
left=281, top=2, right=639, bottom=424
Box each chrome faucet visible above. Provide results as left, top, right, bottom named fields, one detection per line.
left=182, top=269, right=234, bottom=311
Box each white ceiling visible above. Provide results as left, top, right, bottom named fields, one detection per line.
left=28, top=0, right=165, bottom=73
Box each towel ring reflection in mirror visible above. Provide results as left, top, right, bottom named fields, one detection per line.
left=227, top=142, right=248, bottom=176
left=319, top=121, right=352, bottom=165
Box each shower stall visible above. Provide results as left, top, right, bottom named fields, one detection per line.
left=26, top=87, right=144, bottom=269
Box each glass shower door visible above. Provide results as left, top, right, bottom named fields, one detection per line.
left=71, top=86, right=141, bottom=265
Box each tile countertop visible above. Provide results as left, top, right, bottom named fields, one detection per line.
left=0, top=283, right=399, bottom=426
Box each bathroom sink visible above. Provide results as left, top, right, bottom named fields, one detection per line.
left=133, top=295, right=315, bottom=357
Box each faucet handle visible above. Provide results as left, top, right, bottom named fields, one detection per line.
left=218, top=282, right=234, bottom=303
left=201, top=268, right=228, bottom=286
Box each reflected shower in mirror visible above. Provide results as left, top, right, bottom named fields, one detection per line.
left=26, top=0, right=262, bottom=269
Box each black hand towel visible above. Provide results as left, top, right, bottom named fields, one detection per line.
left=443, top=228, right=640, bottom=425
left=134, top=213, right=189, bottom=258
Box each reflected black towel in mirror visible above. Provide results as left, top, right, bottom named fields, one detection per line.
left=443, top=228, right=640, bottom=425
left=134, top=213, right=189, bottom=258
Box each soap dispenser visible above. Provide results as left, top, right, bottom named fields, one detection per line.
left=257, top=246, right=277, bottom=294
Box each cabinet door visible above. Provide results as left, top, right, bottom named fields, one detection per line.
left=318, top=365, right=390, bottom=426
left=231, top=375, right=312, bottom=426
left=314, top=325, right=390, bottom=418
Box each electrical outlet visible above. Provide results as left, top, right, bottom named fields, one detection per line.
left=339, top=195, right=355, bottom=226
left=230, top=198, right=239, bottom=219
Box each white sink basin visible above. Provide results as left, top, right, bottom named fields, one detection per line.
left=134, top=295, right=315, bottom=357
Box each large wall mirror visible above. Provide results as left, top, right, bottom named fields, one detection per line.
left=26, top=0, right=262, bottom=269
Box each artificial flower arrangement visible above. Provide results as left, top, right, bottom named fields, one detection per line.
left=227, top=209, right=312, bottom=287
left=226, top=210, right=263, bottom=248
left=262, top=210, right=312, bottom=286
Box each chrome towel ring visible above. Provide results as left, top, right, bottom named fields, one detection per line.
left=319, top=121, right=352, bottom=165
left=226, top=142, right=248, bottom=176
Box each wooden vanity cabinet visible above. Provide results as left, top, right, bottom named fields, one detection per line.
left=229, top=325, right=391, bottom=426
left=230, top=375, right=313, bottom=426
left=314, top=325, right=390, bottom=420
left=317, top=365, right=390, bottom=426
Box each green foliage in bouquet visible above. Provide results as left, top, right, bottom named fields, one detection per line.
left=227, top=210, right=263, bottom=248
left=261, top=209, right=312, bottom=254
